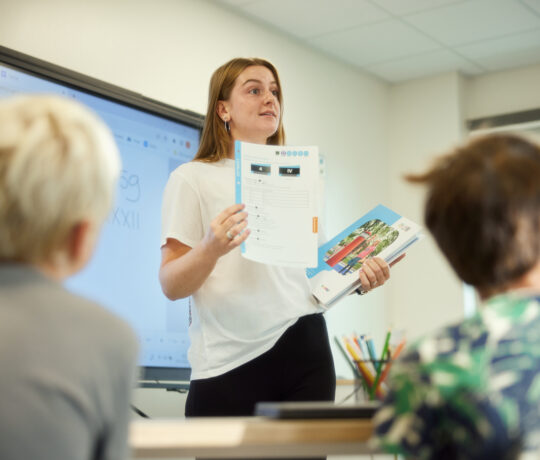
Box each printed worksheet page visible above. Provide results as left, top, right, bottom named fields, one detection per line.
left=235, top=141, right=319, bottom=267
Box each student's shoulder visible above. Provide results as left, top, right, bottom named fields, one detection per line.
left=402, top=315, right=487, bottom=367
left=60, top=289, right=138, bottom=353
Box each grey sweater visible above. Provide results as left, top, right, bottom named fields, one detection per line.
left=0, top=263, right=138, bottom=460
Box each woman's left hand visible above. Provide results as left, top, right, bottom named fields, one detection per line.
left=357, top=254, right=406, bottom=293
left=356, top=254, right=405, bottom=294
left=358, top=257, right=390, bottom=293
left=358, top=254, right=405, bottom=294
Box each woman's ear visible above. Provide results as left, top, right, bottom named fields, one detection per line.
left=217, top=100, right=230, bottom=122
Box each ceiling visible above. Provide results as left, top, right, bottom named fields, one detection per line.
left=214, top=0, right=540, bottom=83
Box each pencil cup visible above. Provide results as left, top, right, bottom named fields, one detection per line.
left=354, top=359, right=390, bottom=401
left=352, top=378, right=370, bottom=403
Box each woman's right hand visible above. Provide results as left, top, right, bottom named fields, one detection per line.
left=159, top=203, right=250, bottom=300
left=201, top=203, right=250, bottom=258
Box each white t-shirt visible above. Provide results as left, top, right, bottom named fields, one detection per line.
left=161, top=158, right=323, bottom=380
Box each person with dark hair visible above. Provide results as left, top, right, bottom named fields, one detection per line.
left=159, top=57, right=396, bottom=417
left=372, top=133, right=540, bottom=460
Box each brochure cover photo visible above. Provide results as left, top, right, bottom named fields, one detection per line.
left=306, top=204, right=422, bottom=308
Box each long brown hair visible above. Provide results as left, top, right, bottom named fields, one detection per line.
left=194, top=58, right=285, bottom=163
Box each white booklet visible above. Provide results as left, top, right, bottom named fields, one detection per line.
left=235, top=141, right=319, bottom=267
left=306, top=204, right=422, bottom=308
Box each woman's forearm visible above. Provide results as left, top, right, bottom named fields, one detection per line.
left=160, top=204, right=250, bottom=300
left=159, top=243, right=219, bottom=300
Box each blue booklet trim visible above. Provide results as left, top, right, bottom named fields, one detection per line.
left=307, top=204, right=401, bottom=278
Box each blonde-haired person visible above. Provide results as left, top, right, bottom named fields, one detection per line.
left=0, top=95, right=138, bottom=460
left=160, top=58, right=394, bottom=417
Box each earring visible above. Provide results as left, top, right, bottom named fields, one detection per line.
left=224, top=119, right=230, bottom=134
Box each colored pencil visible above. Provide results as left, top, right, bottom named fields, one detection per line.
left=333, top=336, right=361, bottom=379
left=378, top=330, right=392, bottom=373
left=343, top=337, right=384, bottom=399
left=376, top=338, right=407, bottom=391
left=370, top=330, right=392, bottom=399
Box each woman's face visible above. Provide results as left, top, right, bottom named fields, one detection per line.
left=219, top=65, right=280, bottom=144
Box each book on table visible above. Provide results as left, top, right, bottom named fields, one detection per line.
left=254, top=400, right=380, bottom=419
left=306, top=204, right=423, bottom=308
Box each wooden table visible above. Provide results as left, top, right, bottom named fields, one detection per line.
left=130, top=416, right=375, bottom=458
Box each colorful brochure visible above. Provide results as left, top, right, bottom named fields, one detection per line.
left=235, top=141, right=319, bottom=267
left=306, top=204, right=422, bottom=308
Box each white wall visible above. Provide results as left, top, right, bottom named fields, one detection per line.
left=465, top=63, right=540, bottom=119
left=385, top=72, right=466, bottom=340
